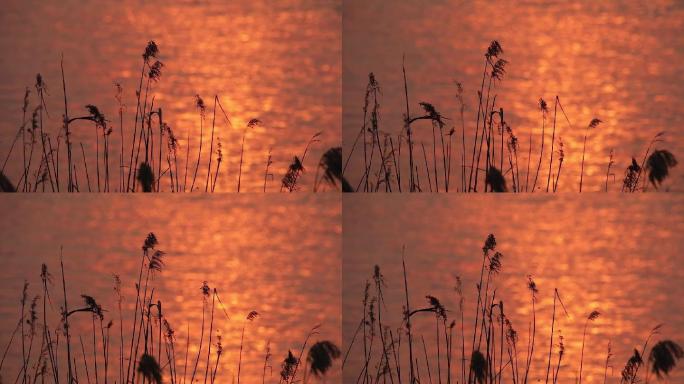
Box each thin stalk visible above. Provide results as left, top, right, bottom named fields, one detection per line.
left=205, top=97, right=217, bottom=192
left=401, top=249, right=415, bottom=383
left=546, top=97, right=558, bottom=192
left=203, top=291, right=216, bottom=384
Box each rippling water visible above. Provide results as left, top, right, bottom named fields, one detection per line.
left=343, top=0, right=684, bottom=192
left=0, top=0, right=340, bottom=192
left=343, top=195, right=684, bottom=382
left=0, top=195, right=341, bottom=382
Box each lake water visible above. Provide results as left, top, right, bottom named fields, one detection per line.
left=0, top=0, right=341, bottom=192
left=343, top=194, right=684, bottom=383
left=0, top=195, right=341, bottom=383
left=343, top=0, right=684, bottom=192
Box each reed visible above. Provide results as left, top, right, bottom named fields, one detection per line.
left=3, top=40, right=336, bottom=193
left=579, top=118, right=601, bottom=192
left=345, top=41, right=679, bottom=193
left=346, top=234, right=683, bottom=384
left=237, top=311, right=259, bottom=384
left=237, top=119, right=260, bottom=192
left=281, top=132, right=322, bottom=192
left=578, top=310, right=600, bottom=384
left=0, top=234, right=340, bottom=384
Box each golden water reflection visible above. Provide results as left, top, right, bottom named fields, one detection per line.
left=343, top=195, right=684, bottom=383
left=0, top=0, right=340, bottom=191
left=0, top=195, right=341, bottom=382
left=343, top=1, right=684, bottom=191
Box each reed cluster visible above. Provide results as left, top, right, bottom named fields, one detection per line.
left=0, top=233, right=340, bottom=383
left=0, top=41, right=345, bottom=193
left=344, top=234, right=682, bottom=383
left=343, top=41, right=678, bottom=192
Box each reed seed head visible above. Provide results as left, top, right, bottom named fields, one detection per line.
left=143, top=233, right=158, bottom=252
left=485, top=40, right=503, bottom=59
left=143, top=41, right=159, bottom=62
left=527, top=275, right=539, bottom=297
left=490, top=59, right=508, bottom=81
left=621, top=349, right=643, bottom=383
left=137, top=353, right=162, bottom=384
left=246, top=310, right=259, bottom=321
left=649, top=340, right=683, bottom=378
left=81, top=295, right=104, bottom=320
left=486, top=166, right=507, bottom=192
left=195, top=94, right=206, bottom=116
left=539, top=98, right=548, bottom=113
left=137, top=162, right=155, bottom=192
left=483, top=234, right=496, bottom=254
left=280, top=350, right=298, bottom=381
left=470, top=350, right=488, bottom=384
left=307, top=340, right=341, bottom=377
left=40, top=264, right=52, bottom=284
left=425, top=295, right=447, bottom=320
left=148, top=60, right=164, bottom=82
left=488, top=251, right=503, bottom=274
left=587, top=310, right=600, bottom=321
left=588, top=118, right=602, bottom=129
left=201, top=281, right=210, bottom=297
left=247, top=118, right=262, bottom=129
left=646, top=149, right=677, bottom=188
left=85, top=105, right=106, bottom=128
left=148, top=250, right=165, bottom=273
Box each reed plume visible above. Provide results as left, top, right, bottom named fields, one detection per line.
left=307, top=341, right=341, bottom=377
left=138, top=353, right=163, bottom=384
left=645, top=149, right=677, bottom=189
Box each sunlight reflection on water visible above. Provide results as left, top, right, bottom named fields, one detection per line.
left=0, top=0, right=340, bottom=192
left=0, top=194, right=341, bottom=382
left=343, top=194, right=684, bottom=383
left=343, top=0, right=684, bottom=192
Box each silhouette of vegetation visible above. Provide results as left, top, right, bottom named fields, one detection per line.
left=314, top=147, right=352, bottom=192
left=343, top=41, right=679, bottom=192
left=137, top=353, right=162, bottom=384
left=0, top=234, right=340, bottom=383
left=1, top=41, right=337, bottom=193
left=307, top=341, right=341, bottom=377
left=344, top=234, right=682, bottom=383
left=649, top=340, right=683, bottom=379
left=645, top=150, right=678, bottom=189
left=0, top=171, right=15, bottom=192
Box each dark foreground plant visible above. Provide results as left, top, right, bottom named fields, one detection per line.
left=345, top=234, right=683, bottom=384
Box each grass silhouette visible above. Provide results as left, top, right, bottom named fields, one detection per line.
left=0, top=41, right=342, bottom=193
left=0, top=233, right=340, bottom=383
left=344, top=234, right=682, bottom=383
left=343, top=41, right=679, bottom=193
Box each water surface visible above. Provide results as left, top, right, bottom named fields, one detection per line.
left=343, top=0, right=684, bottom=191
left=343, top=194, right=684, bottom=383
left=0, top=194, right=341, bottom=382
left=0, top=0, right=341, bottom=192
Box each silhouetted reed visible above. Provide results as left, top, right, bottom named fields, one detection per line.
left=645, top=149, right=677, bottom=190
left=314, top=147, right=352, bottom=192
left=345, top=41, right=679, bottom=193
left=579, top=118, right=601, bottom=192
left=1, top=41, right=335, bottom=193
left=0, top=234, right=340, bottom=384
left=281, top=132, right=322, bottom=192
left=346, top=234, right=683, bottom=383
